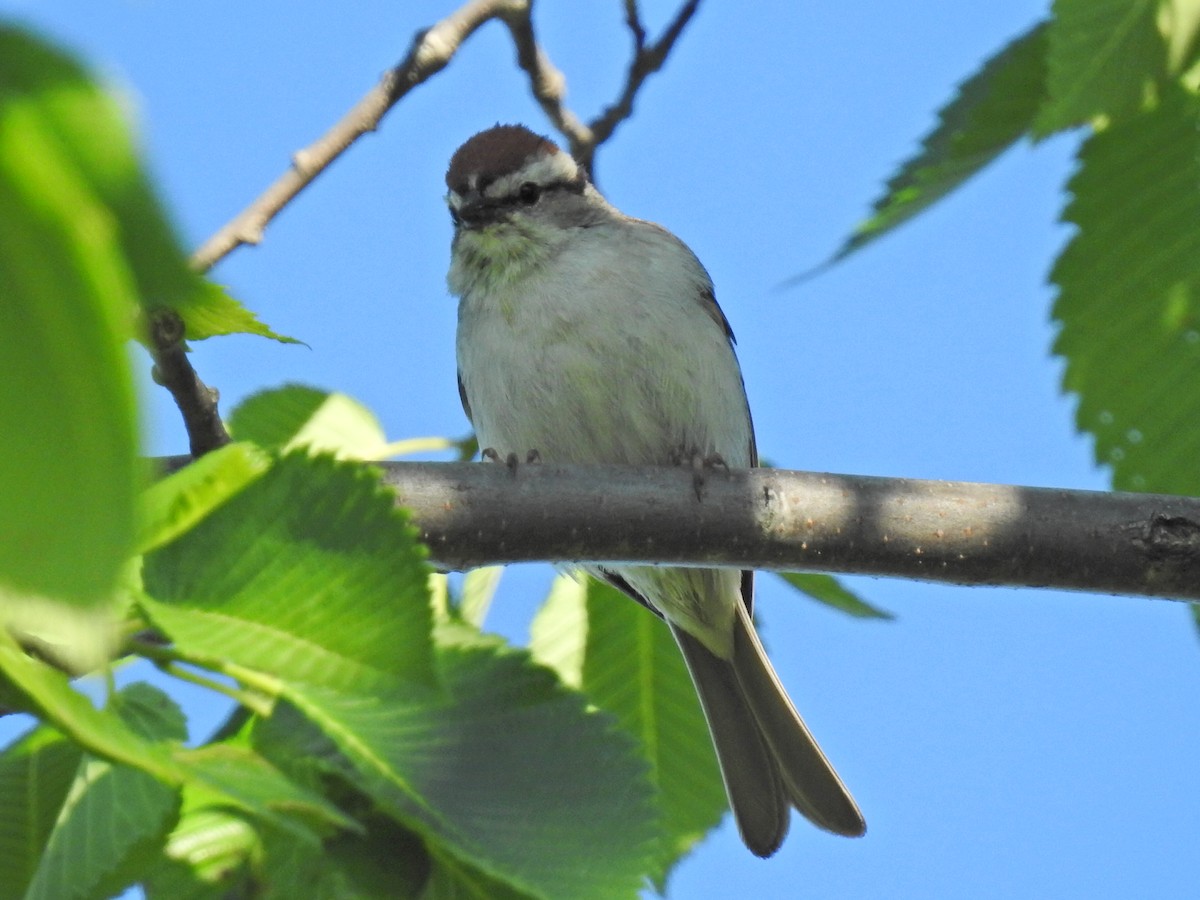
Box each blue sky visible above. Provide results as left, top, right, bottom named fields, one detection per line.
left=5, top=1, right=1199, bottom=897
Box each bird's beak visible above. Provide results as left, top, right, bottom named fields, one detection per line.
left=450, top=190, right=503, bottom=231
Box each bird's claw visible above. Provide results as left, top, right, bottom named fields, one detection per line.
left=482, top=447, right=541, bottom=473
left=670, top=448, right=729, bottom=500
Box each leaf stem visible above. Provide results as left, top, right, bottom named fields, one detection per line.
left=128, top=638, right=278, bottom=717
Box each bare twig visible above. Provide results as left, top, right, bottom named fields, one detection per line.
left=504, top=0, right=704, bottom=176
left=589, top=0, right=701, bottom=160
left=148, top=310, right=230, bottom=456
left=501, top=6, right=593, bottom=159
left=191, top=0, right=703, bottom=270
left=190, top=0, right=526, bottom=273
left=623, top=0, right=648, bottom=52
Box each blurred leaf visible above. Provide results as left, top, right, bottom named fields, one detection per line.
left=229, top=386, right=389, bottom=460
left=457, top=566, right=504, bottom=628
left=530, top=576, right=722, bottom=887
left=1052, top=86, right=1200, bottom=494
left=0, top=726, right=81, bottom=900
left=138, top=443, right=272, bottom=553
left=1033, top=0, right=1166, bottom=136
left=141, top=453, right=436, bottom=691
left=142, top=805, right=260, bottom=900
left=0, top=632, right=338, bottom=840
left=454, top=432, right=480, bottom=461
left=26, top=759, right=177, bottom=900
left=528, top=575, right=589, bottom=689
left=258, top=813, right=430, bottom=900
left=774, top=572, right=894, bottom=619
left=827, top=22, right=1047, bottom=263
left=256, top=628, right=660, bottom=900
left=20, top=684, right=183, bottom=900
left=422, top=852, right=535, bottom=900
left=0, top=26, right=290, bottom=343
left=111, top=681, right=189, bottom=742
left=0, top=27, right=144, bottom=666
left=174, top=744, right=354, bottom=837
left=381, top=436, right=458, bottom=458
left=0, top=630, right=185, bottom=784
left=1161, top=0, right=1200, bottom=72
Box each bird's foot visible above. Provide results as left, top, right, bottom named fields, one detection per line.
left=482, top=447, right=541, bottom=473
left=670, top=447, right=729, bottom=500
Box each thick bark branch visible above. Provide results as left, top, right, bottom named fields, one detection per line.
left=148, top=311, right=229, bottom=456
left=375, top=462, right=1200, bottom=600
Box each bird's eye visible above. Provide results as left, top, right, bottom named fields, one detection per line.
left=518, top=182, right=541, bottom=205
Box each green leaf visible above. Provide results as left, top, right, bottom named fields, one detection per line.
left=141, top=453, right=436, bottom=691
left=138, top=443, right=272, bottom=553
left=228, top=385, right=389, bottom=459
left=142, top=801, right=261, bottom=900
left=0, top=726, right=82, bottom=900
left=528, top=575, right=589, bottom=689
left=0, top=26, right=290, bottom=343
left=175, top=281, right=297, bottom=343
left=24, top=757, right=179, bottom=900
left=829, top=22, right=1048, bottom=263
left=257, top=631, right=660, bottom=900
left=1162, top=0, right=1200, bottom=73
left=457, top=566, right=504, bottom=628
left=0, top=27, right=144, bottom=666
left=110, top=681, right=190, bottom=742
left=1051, top=86, right=1200, bottom=494
left=0, top=633, right=340, bottom=840
left=0, top=632, right=185, bottom=784
left=1033, top=0, right=1166, bottom=136
left=21, top=683, right=184, bottom=900
left=773, top=572, right=894, bottom=619
left=531, top=576, right=722, bottom=887
left=174, top=744, right=354, bottom=837
left=422, top=851, right=535, bottom=900
left=258, top=813, right=430, bottom=900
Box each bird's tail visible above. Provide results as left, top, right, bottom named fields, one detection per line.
left=670, top=603, right=865, bottom=856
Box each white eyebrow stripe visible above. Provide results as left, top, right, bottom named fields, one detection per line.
left=484, top=151, right=580, bottom=198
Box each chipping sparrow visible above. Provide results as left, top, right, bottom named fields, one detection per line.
left=447, top=124, right=865, bottom=856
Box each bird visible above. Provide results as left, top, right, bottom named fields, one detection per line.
left=446, top=124, right=865, bottom=856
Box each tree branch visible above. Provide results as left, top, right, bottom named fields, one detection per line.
left=190, top=0, right=525, bottom=273
left=369, top=462, right=1200, bottom=600
left=148, top=310, right=229, bottom=456
left=503, top=0, right=704, bottom=177
left=190, top=0, right=703, bottom=270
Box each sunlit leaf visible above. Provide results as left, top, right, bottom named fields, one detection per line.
left=256, top=628, right=660, bottom=900
left=1052, top=86, right=1200, bottom=494
left=0, top=26, right=290, bottom=342
left=141, top=453, right=436, bottom=691
left=0, top=632, right=339, bottom=840
left=138, top=443, right=272, bottom=553
left=827, top=22, right=1047, bottom=264
left=19, top=684, right=183, bottom=900
left=1034, top=0, right=1166, bottom=135
left=0, top=726, right=81, bottom=900
left=0, top=26, right=144, bottom=666
left=773, top=572, right=894, bottom=619
left=531, top=576, right=722, bottom=887
left=141, top=798, right=260, bottom=900
left=228, top=386, right=389, bottom=460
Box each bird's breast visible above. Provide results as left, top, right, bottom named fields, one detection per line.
left=455, top=232, right=753, bottom=468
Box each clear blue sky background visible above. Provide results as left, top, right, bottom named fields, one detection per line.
left=5, top=1, right=1199, bottom=898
